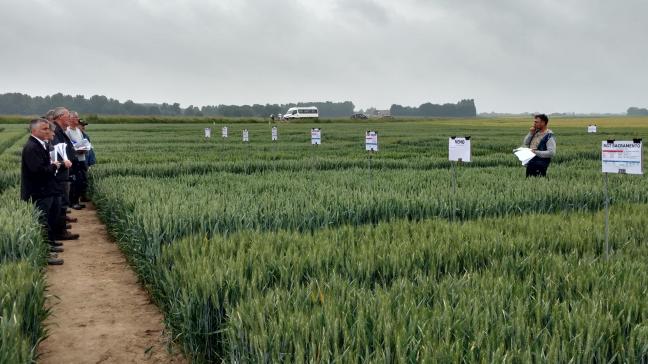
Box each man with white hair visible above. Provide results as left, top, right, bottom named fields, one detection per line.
left=50, top=107, right=80, bottom=240
left=21, top=118, right=64, bottom=265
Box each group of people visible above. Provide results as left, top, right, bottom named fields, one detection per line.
left=20, top=107, right=96, bottom=265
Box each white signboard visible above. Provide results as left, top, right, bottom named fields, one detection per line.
left=272, top=127, right=278, bottom=141
left=365, top=131, right=378, bottom=152
left=204, top=127, right=211, bottom=138
left=311, top=128, right=321, bottom=145
left=222, top=126, right=228, bottom=138
left=602, top=140, right=643, bottom=175
left=243, top=129, right=249, bottom=142
left=588, top=125, right=597, bottom=133
left=449, top=137, right=471, bottom=162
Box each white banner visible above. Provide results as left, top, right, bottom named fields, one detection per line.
left=449, top=137, right=471, bottom=162
left=588, top=125, right=597, bottom=133
left=243, top=129, right=249, bottom=142
left=204, top=127, right=211, bottom=138
left=602, top=140, right=643, bottom=174
left=365, top=131, right=378, bottom=151
left=272, top=127, right=278, bottom=141
left=311, top=128, right=321, bottom=145
left=222, top=126, right=228, bottom=138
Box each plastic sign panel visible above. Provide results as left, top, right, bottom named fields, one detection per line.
left=365, top=131, right=378, bottom=151
left=272, top=127, right=278, bottom=141
left=449, top=137, right=471, bottom=162
left=204, top=127, right=211, bottom=138
left=602, top=140, right=643, bottom=175
left=222, top=126, right=228, bottom=138
left=243, top=129, right=249, bottom=142
left=588, top=125, right=597, bottom=133
left=311, top=128, right=322, bottom=145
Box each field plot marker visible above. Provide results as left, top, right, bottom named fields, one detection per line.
left=600, top=138, right=643, bottom=259
left=449, top=136, right=471, bottom=221
left=365, top=130, right=378, bottom=190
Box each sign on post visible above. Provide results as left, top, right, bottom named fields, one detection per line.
left=272, top=127, right=278, bottom=141
left=204, top=127, right=211, bottom=138
left=588, top=125, right=597, bottom=133
left=243, top=129, right=249, bottom=142
left=449, top=136, right=471, bottom=162
left=311, top=128, right=321, bottom=145
left=365, top=131, right=378, bottom=152
left=222, top=126, right=228, bottom=138
left=602, top=139, right=643, bottom=175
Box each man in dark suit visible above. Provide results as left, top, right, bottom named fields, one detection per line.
left=21, top=118, right=64, bottom=265
left=50, top=107, right=80, bottom=240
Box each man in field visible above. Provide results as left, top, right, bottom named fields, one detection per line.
left=21, top=118, right=64, bottom=265
left=523, top=114, right=556, bottom=177
left=65, top=111, right=88, bottom=209
left=50, top=107, right=80, bottom=240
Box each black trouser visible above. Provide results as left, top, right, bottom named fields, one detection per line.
left=526, top=157, right=551, bottom=177
left=70, top=162, right=88, bottom=205
left=34, top=196, right=59, bottom=243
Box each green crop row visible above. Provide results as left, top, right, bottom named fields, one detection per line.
left=103, top=201, right=648, bottom=362
left=0, top=124, right=49, bottom=364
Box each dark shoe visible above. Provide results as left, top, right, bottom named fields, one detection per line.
left=65, top=224, right=72, bottom=229
left=49, top=253, right=58, bottom=258
left=50, top=241, right=64, bottom=247
left=48, top=258, right=64, bottom=265
left=56, top=231, right=79, bottom=240
left=66, top=209, right=72, bottom=213
left=72, top=204, right=83, bottom=210
left=79, top=203, right=86, bottom=208
left=66, top=216, right=78, bottom=223
left=50, top=246, right=64, bottom=253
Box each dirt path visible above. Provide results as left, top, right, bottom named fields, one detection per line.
left=38, top=203, right=185, bottom=364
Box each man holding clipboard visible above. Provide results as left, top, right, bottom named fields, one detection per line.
left=522, top=114, right=556, bottom=177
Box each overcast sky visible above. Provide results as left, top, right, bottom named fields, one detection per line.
left=1, top=0, right=646, bottom=113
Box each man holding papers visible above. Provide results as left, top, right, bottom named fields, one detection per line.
left=522, top=114, right=556, bottom=177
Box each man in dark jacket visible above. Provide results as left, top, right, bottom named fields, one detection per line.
left=21, top=118, right=64, bottom=265
left=50, top=107, right=80, bottom=240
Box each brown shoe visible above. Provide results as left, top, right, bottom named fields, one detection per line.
left=66, top=216, right=78, bottom=223
left=50, top=246, right=64, bottom=253
left=48, top=258, right=64, bottom=265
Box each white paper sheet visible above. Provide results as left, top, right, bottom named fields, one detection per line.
left=513, top=147, right=535, bottom=165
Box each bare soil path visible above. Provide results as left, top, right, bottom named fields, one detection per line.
left=38, top=202, right=185, bottom=363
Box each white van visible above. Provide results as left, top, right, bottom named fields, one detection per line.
left=283, top=106, right=319, bottom=119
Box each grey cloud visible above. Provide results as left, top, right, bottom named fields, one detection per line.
left=1, top=0, right=646, bottom=113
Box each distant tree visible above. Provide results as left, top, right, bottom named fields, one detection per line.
left=627, top=107, right=648, bottom=116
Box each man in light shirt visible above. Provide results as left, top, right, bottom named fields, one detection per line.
left=66, top=111, right=89, bottom=209
left=522, top=114, right=556, bottom=177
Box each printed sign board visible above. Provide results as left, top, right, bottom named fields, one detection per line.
left=449, top=137, right=471, bottom=162
left=243, top=129, right=249, bottom=142
left=602, top=140, right=643, bottom=175
left=365, top=131, right=378, bottom=152
left=204, top=128, right=211, bottom=138
left=222, top=126, right=228, bottom=138
left=272, top=127, right=278, bottom=141
left=311, top=128, right=321, bottom=145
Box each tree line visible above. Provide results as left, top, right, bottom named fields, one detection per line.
left=390, top=99, right=476, bottom=117
left=627, top=107, right=648, bottom=116
left=0, top=92, right=477, bottom=118
left=0, top=93, right=356, bottom=118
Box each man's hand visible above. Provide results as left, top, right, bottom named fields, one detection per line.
left=63, top=160, right=72, bottom=168
left=52, top=161, right=61, bottom=168
left=529, top=126, right=537, bottom=134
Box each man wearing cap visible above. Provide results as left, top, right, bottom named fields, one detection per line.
left=21, top=118, right=64, bottom=265
left=522, top=114, right=556, bottom=177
